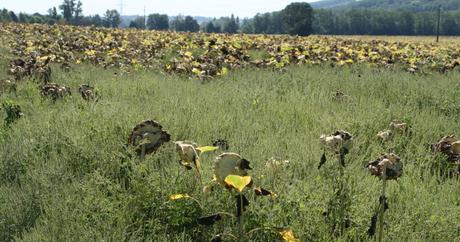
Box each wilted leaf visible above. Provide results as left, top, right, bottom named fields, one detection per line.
left=279, top=228, right=300, bottom=242
left=214, top=153, right=250, bottom=184
left=367, top=213, right=378, bottom=236
left=184, top=51, right=193, bottom=58
left=254, top=187, right=277, bottom=199
left=170, top=194, right=191, bottom=200
left=318, top=152, right=327, bottom=169
left=196, top=214, right=222, bottom=226
left=224, top=175, right=252, bottom=193
left=196, top=146, right=219, bottom=153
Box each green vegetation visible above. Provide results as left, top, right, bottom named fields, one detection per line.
left=2, top=0, right=460, bottom=36
left=1, top=36, right=460, bottom=240
left=313, top=9, right=460, bottom=35
left=312, top=0, right=460, bottom=12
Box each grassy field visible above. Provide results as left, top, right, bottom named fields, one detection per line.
left=1, top=39, right=460, bottom=242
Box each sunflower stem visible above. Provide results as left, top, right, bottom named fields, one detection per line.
left=238, top=193, right=245, bottom=242
left=140, top=143, right=146, bottom=161
left=378, top=167, right=388, bottom=242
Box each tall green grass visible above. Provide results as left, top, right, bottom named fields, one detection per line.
left=1, top=53, right=460, bottom=241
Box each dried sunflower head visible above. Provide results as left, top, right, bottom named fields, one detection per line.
left=430, top=135, right=460, bottom=170
left=389, top=120, right=408, bottom=132
left=367, top=153, right=403, bottom=180
left=377, top=130, right=392, bottom=141
left=41, top=83, right=71, bottom=100
left=431, top=135, right=459, bottom=155
left=175, top=141, right=199, bottom=170
left=449, top=141, right=460, bottom=155
left=320, top=130, right=353, bottom=153
left=213, top=153, right=252, bottom=184
left=128, top=120, right=170, bottom=156
left=79, top=84, right=97, bottom=100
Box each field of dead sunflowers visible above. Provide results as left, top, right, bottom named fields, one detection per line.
left=0, top=23, right=459, bottom=242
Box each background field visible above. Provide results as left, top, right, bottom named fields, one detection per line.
left=331, top=35, right=460, bottom=45
left=1, top=37, right=460, bottom=242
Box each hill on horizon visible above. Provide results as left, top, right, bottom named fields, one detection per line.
left=311, top=0, right=460, bottom=12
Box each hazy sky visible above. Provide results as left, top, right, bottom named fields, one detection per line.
left=0, top=0, right=318, bottom=18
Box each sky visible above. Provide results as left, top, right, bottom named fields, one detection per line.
left=0, top=0, right=318, bottom=18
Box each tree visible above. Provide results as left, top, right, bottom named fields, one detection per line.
left=129, top=17, right=145, bottom=29
left=240, top=18, right=254, bottom=33
left=147, top=14, right=169, bottom=30
left=86, top=14, right=103, bottom=26
left=313, top=9, right=335, bottom=34
left=74, top=0, right=83, bottom=23
left=171, top=15, right=199, bottom=32
left=59, top=0, right=76, bottom=21
left=103, top=9, right=121, bottom=28
left=1, top=9, right=11, bottom=22
left=48, top=7, right=59, bottom=20
left=252, top=14, right=266, bottom=33
left=267, top=12, right=283, bottom=34
left=223, top=14, right=239, bottom=33
left=204, top=21, right=220, bottom=33
left=399, top=11, right=415, bottom=35
left=281, top=2, right=313, bottom=36
left=18, top=12, right=28, bottom=23
left=442, top=13, right=459, bottom=35
left=184, top=16, right=199, bottom=32
left=8, top=11, right=18, bottom=22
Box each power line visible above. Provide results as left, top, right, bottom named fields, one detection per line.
left=119, top=0, right=127, bottom=16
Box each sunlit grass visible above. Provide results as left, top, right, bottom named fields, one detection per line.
left=1, top=48, right=460, bottom=241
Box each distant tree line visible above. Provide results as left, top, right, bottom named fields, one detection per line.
left=0, top=0, right=121, bottom=28
left=0, top=2, right=313, bottom=35
left=201, top=14, right=240, bottom=33
left=2, top=1, right=460, bottom=36
left=239, top=3, right=314, bottom=35
left=128, top=14, right=199, bottom=32
left=313, top=9, right=460, bottom=35
left=332, top=0, right=460, bottom=13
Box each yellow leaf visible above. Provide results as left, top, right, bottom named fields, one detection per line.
left=219, top=67, right=229, bottom=76
left=196, top=146, right=219, bottom=154
left=224, top=175, right=251, bottom=193
left=169, top=194, right=191, bottom=200
left=192, top=68, right=203, bottom=76
left=85, top=49, right=96, bottom=56
left=184, top=51, right=193, bottom=57
left=279, top=229, right=300, bottom=242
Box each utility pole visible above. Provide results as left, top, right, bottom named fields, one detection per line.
left=436, top=5, right=441, bottom=43
left=144, top=5, right=146, bottom=29
left=119, top=0, right=125, bottom=16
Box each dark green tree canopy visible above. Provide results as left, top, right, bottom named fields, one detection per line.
left=103, top=9, right=121, bottom=28
left=204, top=21, right=221, bottom=33
left=281, top=2, right=314, bottom=36
left=222, top=14, right=238, bottom=33
left=129, top=17, right=146, bottom=29
left=147, top=14, right=169, bottom=30
left=59, top=0, right=82, bottom=22
left=171, top=15, right=199, bottom=32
